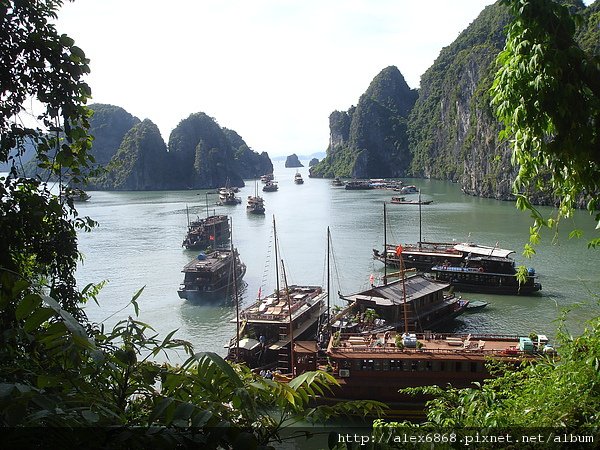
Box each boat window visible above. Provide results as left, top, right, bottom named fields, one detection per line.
left=439, top=361, right=445, bottom=371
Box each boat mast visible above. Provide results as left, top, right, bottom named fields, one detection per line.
left=231, top=218, right=240, bottom=361
left=418, top=189, right=422, bottom=249
left=280, top=259, right=295, bottom=376
left=273, top=215, right=280, bottom=302
left=205, top=191, right=210, bottom=218
left=384, top=202, right=388, bottom=285
left=399, top=249, right=409, bottom=333
left=186, top=204, right=190, bottom=227
left=327, top=226, right=331, bottom=337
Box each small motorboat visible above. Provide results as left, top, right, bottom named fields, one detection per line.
left=466, top=300, right=489, bottom=312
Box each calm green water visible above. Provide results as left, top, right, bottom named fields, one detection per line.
left=74, top=161, right=600, bottom=357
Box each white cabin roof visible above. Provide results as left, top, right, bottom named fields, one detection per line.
left=453, top=243, right=514, bottom=258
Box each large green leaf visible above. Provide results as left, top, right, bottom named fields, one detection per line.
left=23, top=307, right=55, bottom=332
left=15, top=294, right=42, bottom=320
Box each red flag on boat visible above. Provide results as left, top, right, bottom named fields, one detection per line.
left=209, top=235, right=215, bottom=241
left=369, top=274, right=375, bottom=285
left=257, top=286, right=262, bottom=299
left=395, top=245, right=403, bottom=256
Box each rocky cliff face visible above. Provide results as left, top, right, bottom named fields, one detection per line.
left=285, top=154, right=303, bottom=168
left=409, top=0, right=593, bottom=202
left=223, top=128, right=273, bottom=178
left=88, top=104, right=140, bottom=166
left=408, top=2, right=514, bottom=200
left=168, top=113, right=243, bottom=189
left=310, top=66, right=417, bottom=178
left=92, top=119, right=169, bottom=190
left=81, top=107, right=272, bottom=190
left=312, top=1, right=593, bottom=202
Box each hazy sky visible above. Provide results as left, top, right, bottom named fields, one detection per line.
left=57, top=0, right=503, bottom=156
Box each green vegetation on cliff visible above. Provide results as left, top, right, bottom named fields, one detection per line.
left=223, top=128, right=273, bottom=178
left=81, top=109, right=272, bottom=190
left=168, top=112, right=242, bottom=189
left=310, top=66, right=417, bottom=179
left=408, top=1, right=511, bottom=195
left=92, top=119, right=168, bottom=190
left=88, top=103, right=140, bottom=166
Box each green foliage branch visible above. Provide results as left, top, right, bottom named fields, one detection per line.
left=490, top=0, right=600, bottom=251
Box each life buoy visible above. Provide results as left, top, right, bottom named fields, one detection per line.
left=478, top=267, right=484, bottom=272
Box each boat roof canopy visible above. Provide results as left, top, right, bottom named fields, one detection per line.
left=453, top=243, right=514, bottom=258
left=344, top=275, right=450, bottom=307
left=237, top=338, right=260, bottom=350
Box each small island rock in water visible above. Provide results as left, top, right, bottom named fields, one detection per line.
left=284, top=153, right=304, bottom=168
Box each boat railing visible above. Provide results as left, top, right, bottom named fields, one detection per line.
left=335, top=332, right=529, bottom=342
left=242, top=298, right=321, bottom=321
left=384, top=244, right=463, bottom=256
left=330, top=342, right=535, bottom=357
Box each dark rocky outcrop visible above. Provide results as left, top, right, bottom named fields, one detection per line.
left=223, top=128, right=273, bottom=179
left=90, top=119, right=169, bottom=190
left=79, top=108, right=272, bottom=190
left=285, top=154, right=303, bottom=168
left=407, top=2, right=513, bottom=200
left=310, top=66, right=417, bottom=178
left=168, top=113, right=243, bottom=189
left=309, top=158, right=319, bottom=167
left=89, top=104, right=140, bottom=166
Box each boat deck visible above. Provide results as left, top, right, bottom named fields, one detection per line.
left=238, top=290, right=327, bottom=324
left=181, top=250, right=233, bottom=273
left=329, top=332, right=539, bottom=360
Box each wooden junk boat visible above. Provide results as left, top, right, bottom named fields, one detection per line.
left=262, top=180, right=279, bottom=192
left=430, top=255, right=541, bottom=295
left=286, top=331, right=552, bottom=418
left=336, top=274, right=468, bottom=334
left=177, top=248, right=246, bottom=300
left=218, top=188, right=242, bottom=205
left=373, top=242, right=516, bottom=272
left=60, top=187, right=91, bottom=202
left=247, top=195, right=265, bottom=214
left=373, top=198, right=516, bottom=273
left=288, top=254, right=550, bottom=417
left=227, top=285, right=327, bottom=371
left=247, top=182, right=265, bottom=215
left=227, top=218, right=328, bottom=372
left=390, top=196, right=433, bottom=205
left=182, top=214, right=230, bottom=250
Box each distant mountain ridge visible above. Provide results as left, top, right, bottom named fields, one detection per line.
left=85, top=106, right=273, bottom=190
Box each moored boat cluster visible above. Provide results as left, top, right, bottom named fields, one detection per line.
left=176, top=176, right=549, bottom=418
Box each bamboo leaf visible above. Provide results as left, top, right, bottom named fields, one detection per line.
left=196, top=352, right=244, bottom=389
